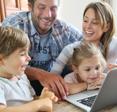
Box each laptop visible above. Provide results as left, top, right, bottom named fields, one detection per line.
left=64, top=68, right=117, bottom=112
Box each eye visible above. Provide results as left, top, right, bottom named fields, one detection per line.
left=83, top=19, right=88, bottom=23
left=50, top=6, right=57, bottom=12
left=20, top=52, right=26, bottom=56
left=92, top=20, right=99, bottom=25
left=38, top=5, right=46, bottom=10
left=95, top=65, right=100, bottom=70
left=85, top=68, right=91, bottom=72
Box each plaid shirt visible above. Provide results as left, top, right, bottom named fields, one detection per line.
left=2, top=11, right=82, bottom=71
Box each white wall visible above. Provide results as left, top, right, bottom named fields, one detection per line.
left=58, top=0, right=117, bottom=34
left=112, top=0, right=117, bottom=34
left=58, top=0, right=100, bottom=31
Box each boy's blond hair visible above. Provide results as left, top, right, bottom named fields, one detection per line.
left=0, top=27, right=30, bottom=57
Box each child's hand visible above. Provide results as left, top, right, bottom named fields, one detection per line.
left=40, top=88, right=58, bottom=102
left=37, top=98, right=53, bottom=112
left=87, top=74, right=105, bottom=90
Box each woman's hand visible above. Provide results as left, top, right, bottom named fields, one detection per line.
left=108, top=63, right=117, bottom=70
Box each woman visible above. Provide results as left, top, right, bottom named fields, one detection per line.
left=50, top=1, right=117, bottom=75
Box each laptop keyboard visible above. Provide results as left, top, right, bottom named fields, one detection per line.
left=77, top=95, right=97, bottom=107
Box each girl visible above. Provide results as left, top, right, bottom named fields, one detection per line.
left=64, top=42, right=106, bottom=95
left=0, top=27, right=57, bottom=112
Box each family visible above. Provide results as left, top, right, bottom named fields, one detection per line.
left=0, top=0, right=117, bottom=111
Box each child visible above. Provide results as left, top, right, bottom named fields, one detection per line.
left=64, top=42, right=106, bottom=95
left=0, top=27, right=58, bottom=112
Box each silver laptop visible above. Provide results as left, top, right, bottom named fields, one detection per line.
left=64, top=68, right=117, bottom=112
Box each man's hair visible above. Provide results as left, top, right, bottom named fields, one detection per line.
left=28, top=0, right=60, bottom=6
left=0, top=27, right=30, bottom=57
left=28, top=0, right=36, bottom=5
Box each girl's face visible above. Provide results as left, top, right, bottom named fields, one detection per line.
left=75, top=55, right=102, bottom=83
left=1, top=48, right=31, bottom=78
left=82, top=8, right=107, bottom=45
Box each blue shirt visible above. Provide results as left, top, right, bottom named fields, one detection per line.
left=2, top=11, right=82, bottom=71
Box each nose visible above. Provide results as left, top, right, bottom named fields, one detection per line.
left=85, top=21, right=92, bottom=29
left=27, top=55, right=31, bottom=61
left=43, top=8, right=52, bottom=18
left=89, top=70, right=98, bottom=78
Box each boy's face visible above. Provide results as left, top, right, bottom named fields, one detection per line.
left=76, top=55, right=102, bottom=83
left=1, top=48, right=31, bottom=77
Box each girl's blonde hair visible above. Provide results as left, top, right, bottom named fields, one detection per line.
left=71, top=42, right=106, bottom=70
left=0, top=27, right=30, bottom=57
left=83, top=1, right=116, bottom=59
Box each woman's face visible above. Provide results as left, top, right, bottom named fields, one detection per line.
left=82, top=8, right=107, bottom=45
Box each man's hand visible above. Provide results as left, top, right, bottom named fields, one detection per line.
left=39, top=72, right=68, bottom=100
left=25, top=67, right=68, bottom=100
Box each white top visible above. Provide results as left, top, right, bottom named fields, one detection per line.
left=64, top=72, right=79, bottom=83
left=51, top=36, right=117, bottom=75
left=0, top=74, right=35, bottom=106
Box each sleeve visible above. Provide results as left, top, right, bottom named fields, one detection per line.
left=108, top=36, right=117, bottom=64
left=21, top=74, right=36, bottom=96
left=0, top=87, right=6, bottom=105
left=50, top=41, right=81, bottom=75
left=50, top=43, right=74, bottom=75
left=68, top=24, right=82, bottom=42
left=2, top=14, right=22, bottom=29
left=64, top=72, right=78, bottom=83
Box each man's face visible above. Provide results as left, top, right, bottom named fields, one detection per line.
left=30, top=0, right=59, bottom=34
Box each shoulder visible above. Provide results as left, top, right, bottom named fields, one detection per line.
left=109, top=35, right=117, bottom=50
left=2, top=11, right=30, bottom=27
left=53, top=19, right=82, bottom=36
left=63, top=41, right=81, bottom=51
left=64, top=72, right=78, bottom=83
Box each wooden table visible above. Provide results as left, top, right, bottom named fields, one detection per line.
left=53, top=101, right=117, bottom=112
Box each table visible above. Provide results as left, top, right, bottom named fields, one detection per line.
left=53, top=101, right=117, bottom=112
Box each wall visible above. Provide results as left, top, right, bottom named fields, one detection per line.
left=112, top=0, right=117, bottom=35
left=58, top=0, right=117, bottom=35
left=58, top=0, right=100, bottom=31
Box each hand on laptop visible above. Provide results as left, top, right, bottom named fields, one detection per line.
left=108, top=63, right=117, bottom=70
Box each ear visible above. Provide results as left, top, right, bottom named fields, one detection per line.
left=72, top=65, right=78, bottom=73
left=103, top=23, right=110, bottom=32
left=0, top=55, right=4, bottom=65
left=28, top=3, right=33, bottom=11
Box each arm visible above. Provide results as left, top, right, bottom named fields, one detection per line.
left=50, top=42, right=78, bottom=75
left=0, top=88, right=58, bottom=112
left=25, top=66, right=68, bottom=99
left=0, top=98, right=53, bottom=112
left=66, top=82, right=87, bottom=95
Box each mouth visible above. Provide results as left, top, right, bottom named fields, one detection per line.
left=84, top=30, right=94, bottom=37
left=41, top=18, right=52, bottom=26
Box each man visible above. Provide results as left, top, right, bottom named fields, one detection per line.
left=2, top=0, right=82, bottom=99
